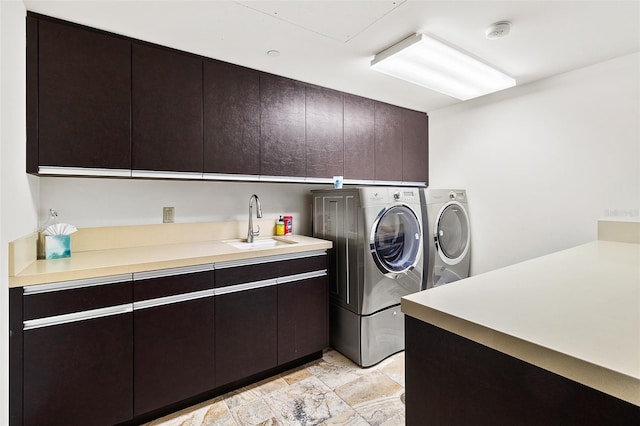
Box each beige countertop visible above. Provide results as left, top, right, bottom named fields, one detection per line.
left=402, top=239, right=640, bottom=406
left=10, top=233, right=332, bottom=287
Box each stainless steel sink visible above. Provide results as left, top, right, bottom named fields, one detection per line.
left=225, top=237, right=296, bottom=250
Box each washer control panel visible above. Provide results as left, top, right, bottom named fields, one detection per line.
left=361, top=187, right=421, bottom=206
left=449, top=190, right=466, bottom=201
left=396, top=189, right=419, bottom=202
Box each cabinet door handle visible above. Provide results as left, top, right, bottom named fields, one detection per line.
left=23, top=274, right=133, bottom=295
left=23, top=303, right=133, bottom=330
left=215, top=250, right=327, bottom=269
left=277, top=270, right=327, bottom=285
left=133, top=289, right=215, bottom=310
left=214, top=278, right=278, bottom=295
left=133, top=264, right=214, bottom=281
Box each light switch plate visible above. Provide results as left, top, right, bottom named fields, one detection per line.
left=163, top=207, right=175, bottom=223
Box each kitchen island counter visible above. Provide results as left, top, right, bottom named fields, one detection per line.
left=402, top=239, right=639, bottom=406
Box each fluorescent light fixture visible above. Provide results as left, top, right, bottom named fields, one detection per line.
left=371, top=33, right=516, bottom=100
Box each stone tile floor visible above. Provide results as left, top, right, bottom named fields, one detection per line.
left=145, top=350, right=405, bottom=426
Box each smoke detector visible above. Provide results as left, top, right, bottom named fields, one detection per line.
left=485, top=21, right=511, bottom=39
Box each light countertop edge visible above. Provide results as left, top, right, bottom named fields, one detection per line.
left=10, top=235, right=332, bottom=288
left=401, top=239, right=640, bottom=406
left=401, top=297, right=639, bottom=406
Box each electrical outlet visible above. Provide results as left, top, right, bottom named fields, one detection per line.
left=163, top=207, right=175, bottom=223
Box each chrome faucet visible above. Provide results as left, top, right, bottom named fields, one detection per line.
left=247, top=194, right=263, bottom=243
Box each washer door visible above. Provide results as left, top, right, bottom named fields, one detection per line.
left=434, top=201, right=470, bottom=266
left=370, top=205, right=422, bottom=275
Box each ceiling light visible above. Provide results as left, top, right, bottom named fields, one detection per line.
left=370, top=33, right=516, bottom=100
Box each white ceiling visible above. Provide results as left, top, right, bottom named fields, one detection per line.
left=23, top=0, right=640, bottom=113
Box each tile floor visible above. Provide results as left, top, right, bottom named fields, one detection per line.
left=145, top=350, right=406, bottom=426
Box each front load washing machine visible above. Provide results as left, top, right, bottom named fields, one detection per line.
left=421, top=189, right=471, bottom=288
left=312, top=187, right=424, bottom=366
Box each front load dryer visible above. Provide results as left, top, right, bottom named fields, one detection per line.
left=312, top=187, right=424, bottom=366
left=421, top=189, right=471, bottom=288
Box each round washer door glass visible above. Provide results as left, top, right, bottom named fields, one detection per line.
left=436, top=204, right=469, bottom=260
left=373, top=205, right=421, bottom=273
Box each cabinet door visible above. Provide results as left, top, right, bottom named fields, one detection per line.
left=132, top=43, right=203, bottom=172
left=23, top=314, right=133, bottom=426
left=374, top=102, right=403, bottom=181
left=306, top=86, right=344, bottom=178
left=402, top=109, right=429, bottom=183
left=133, top=271, right=215, bottom=416
left=204, top=61, right=260, bottom=174
left=344, top=94, right=375, bottom=180
left=215, top=286, right=277, bottom=386
left=260, top=74, right=306, bottom=176
left=37, top=19, right=131, bottom=169
left=278, top=276, right=329, bottom=365
left=22, top=279, right=133, bottom=426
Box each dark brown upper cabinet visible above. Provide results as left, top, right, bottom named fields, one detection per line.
left=34, top=18, right=131, bottom=170
left=203, top=61, right=260, bottom=175
left=28, top=13, right=428, bottom=184
left=305, top=86, right=344, bottom=178
left=132, top=43, right=203, bottom=172
left=344, top=94, right=375, bottom=180
left=260, top=74, right=306, bottom=177
left=402, top=109, right=429, bottom=183
left=374, top=102, right=403, bottom=181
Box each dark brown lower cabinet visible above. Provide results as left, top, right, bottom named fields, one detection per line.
left=23, top=313, right=133, bottom=426
left=134, top=297, right=215, bottom=416
left=405, top=317, right=640, bottom=426
left=278, top=276, right=328, bottom=364
left=215, top=286, right=278, bottom=386
left=13, top=253, right=328, bottom=425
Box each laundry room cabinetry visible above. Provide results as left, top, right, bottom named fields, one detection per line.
left=132, top=266, right=215, bottom=417
left=260, top=74, right=307, bottom=177
left=214, top=253, right=329, bottom=385
left=305, top=85, right=344, bottom=178
left=27, top=15, right=131, bottom=173
left=344, top=94, right=376, bottom=180
left=20, top=277, right=134, bottom=426
left=132, top=43, right=203, bottom=173
left=203, top=60, right=260, bottom=175
left=402, top=109, right=429, bottom=183
left=214, top=261, right=279, bottom=386
left=278, top=274, right=329, bottom=364
left=26, top=13, right=428, bottom=184
left=374, top=102, right=404, bottom=182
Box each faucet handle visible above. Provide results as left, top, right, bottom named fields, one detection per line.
left=251, top=225, right=260, bottom=237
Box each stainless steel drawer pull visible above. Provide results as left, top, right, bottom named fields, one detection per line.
left=277, top=270, right=327, bottom=284
left=133, top=289, right=215, bottom=310
left=23, top=274, right=133, bottom=295
left=133, top=264, right=214, bottom=281
left=23, top=303, right=133, bottom=330
left=215, top=250, right=326, bottom=269
left=214, top=278, right=278, bottom=295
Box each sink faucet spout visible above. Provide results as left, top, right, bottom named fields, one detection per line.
left=248, top=194, right=262, bottom=243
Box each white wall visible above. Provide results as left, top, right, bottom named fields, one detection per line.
left=0, top=1, right=40, bottom=424
left=39, top=177, right=322, bottom=235
left=429, top=52, right=640, bottom=275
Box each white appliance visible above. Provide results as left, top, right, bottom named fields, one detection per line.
left=312, top=187, right=424, bottom=367
left=421, top=189, right=471, bottom=288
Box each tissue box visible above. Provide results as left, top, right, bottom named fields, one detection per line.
left=43, top=235, right=71, bottom=259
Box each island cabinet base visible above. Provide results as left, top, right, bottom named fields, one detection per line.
left=405, top=317, right=640, bottom=426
